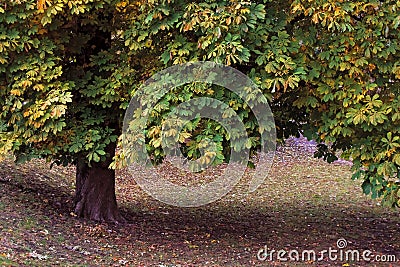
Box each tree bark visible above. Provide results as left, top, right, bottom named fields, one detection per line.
left=74, top=143, right=124, bottom=223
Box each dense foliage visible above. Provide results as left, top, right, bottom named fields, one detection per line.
left=1, top=0, right=399, bottom=218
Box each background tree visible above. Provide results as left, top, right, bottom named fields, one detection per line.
left=1, top=0, right=399, bottom=222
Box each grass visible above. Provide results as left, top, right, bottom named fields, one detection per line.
left=0, top=142, right=399, bottom=266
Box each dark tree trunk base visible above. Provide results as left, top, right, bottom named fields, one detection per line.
left=74, top=143, right=125, bottom=223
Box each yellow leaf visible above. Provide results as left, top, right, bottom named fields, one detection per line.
left=312, top=13, right=320, bottom=24
left=21, top=80, right=31, bottom=88
left=145, top=39, right=152, bottom=48
left=10, top=89, right=21, bottom=96
left=116, top=1, right=128, bottom=8
left=37, top=0, right=46, bottom=10
left=23, top=110, right=31, bottom=117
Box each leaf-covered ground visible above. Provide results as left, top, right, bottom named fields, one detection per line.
left=0, top=139, right=399, bottom=266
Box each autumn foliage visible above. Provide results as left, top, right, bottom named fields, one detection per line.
left=0, top=0, right=399, bottom=221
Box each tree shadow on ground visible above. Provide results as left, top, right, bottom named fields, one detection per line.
left=1, top=159, right=399, bottom=266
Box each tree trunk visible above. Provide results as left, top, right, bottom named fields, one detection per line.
left=74, top=143, right=124, bottom=223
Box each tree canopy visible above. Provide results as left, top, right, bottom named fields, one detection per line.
left=1, top=0, right=400, bottom=221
